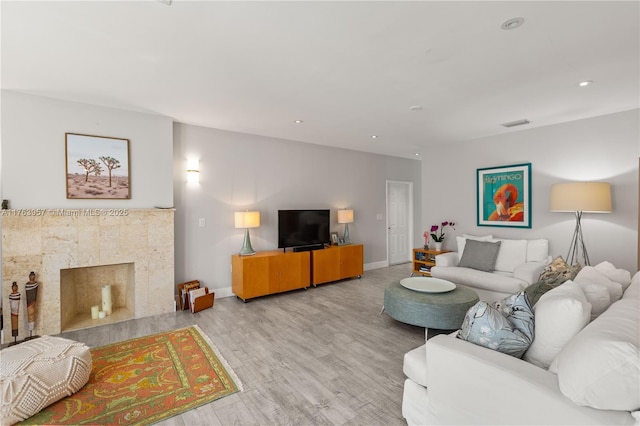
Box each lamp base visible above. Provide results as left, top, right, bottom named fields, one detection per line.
left=239, top=228, right=256, bottom=256
left=566, top=211, right=589, bottom=266
left=343, top=223, right=352, bottom=245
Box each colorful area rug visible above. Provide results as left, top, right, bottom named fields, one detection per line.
left=19, top=325, right=242, bottom=425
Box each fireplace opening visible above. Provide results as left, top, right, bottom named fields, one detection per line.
left=60, top=262, right=135, bottom=332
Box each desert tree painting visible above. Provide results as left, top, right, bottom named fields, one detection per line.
left=65, top=133, right=130, bottom=199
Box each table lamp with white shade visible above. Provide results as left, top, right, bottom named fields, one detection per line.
left=235, top=210, right=260, bottom=255
left=337, top=209, right=354, bottom=244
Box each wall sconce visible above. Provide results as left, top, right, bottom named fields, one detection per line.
left=549, top=181, right=612, bottom=266
left=234, top=210, right=260, bottom=255
left=337, top=209, right=354, bottom=244
left=186, top=159, right=200, bottom=184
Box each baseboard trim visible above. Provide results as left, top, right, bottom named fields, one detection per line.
left=364, top=260, right=388, bottom=271
left=213, top=286, right=235, bottom=299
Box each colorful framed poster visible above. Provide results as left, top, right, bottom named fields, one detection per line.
left=65, top=133, right=130, bottom=199
left=477, top=163, right=531, bottom=228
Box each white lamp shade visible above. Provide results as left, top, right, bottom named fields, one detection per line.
left=235, top=211, right=260, bottom=228
left=549, top=182, right=612, bottom=213
left=337, top=209, right=354, bottom=224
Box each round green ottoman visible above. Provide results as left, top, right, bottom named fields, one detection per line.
left=383, top=280, right=479, bottom=329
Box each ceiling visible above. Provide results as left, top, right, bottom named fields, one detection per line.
left=2, top=1, right=639, bottom=159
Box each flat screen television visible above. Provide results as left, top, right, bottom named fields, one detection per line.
left=278, top=209, right=330, bottom=249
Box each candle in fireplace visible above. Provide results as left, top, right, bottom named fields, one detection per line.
left=101, top=285, right=112, bottom=316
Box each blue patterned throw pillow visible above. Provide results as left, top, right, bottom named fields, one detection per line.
left=458, top=292, right=534, bottom=358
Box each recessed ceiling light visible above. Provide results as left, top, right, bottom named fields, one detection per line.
left=371, top=135, right=378, bottom=139
left=409, top=105, right=423, bottom=111
left=415, top=153, right=420, bottom=157
left=501, top=17, right=525, bottom=30
left=294, top=120, right=303, bottom=124
left=579, top=80, right=593, bottom=87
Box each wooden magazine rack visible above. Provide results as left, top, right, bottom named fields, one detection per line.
left=177, top=280, right=215, bottom=313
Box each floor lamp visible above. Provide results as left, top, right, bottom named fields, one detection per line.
left=337, top=209, right=354, bottom=244
left=549, top=182, right=611, bottom=266
left=235, top=211, right=260, bottom=255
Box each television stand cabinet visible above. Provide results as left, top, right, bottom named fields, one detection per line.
left=311, top=244, right=364, bottom=286
left=232, top=250, right=310, bottom=302
left=231, top=244, right=364, bottom=300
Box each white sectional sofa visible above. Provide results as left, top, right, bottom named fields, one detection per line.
left=402, top=267, right=639, bottom=425
left=431, top=235, right=551, bottom=303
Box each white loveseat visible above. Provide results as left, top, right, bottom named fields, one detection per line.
left=431, top=235, right=551, bottom=303
left=402, top=268, right=639, bottom=425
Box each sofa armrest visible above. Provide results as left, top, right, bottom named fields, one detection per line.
left=435, top=252, right=458, bottom=267
left=425, top=334, right=634, bottom=425
left=513, top=257, right=551, bottom=284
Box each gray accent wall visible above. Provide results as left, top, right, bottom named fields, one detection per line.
left=173, top=123, right=423, bottom=294
left=422, top=109, right=639, bottom=273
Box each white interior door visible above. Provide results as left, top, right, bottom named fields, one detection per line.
left=387, top=180, right=412, bottom=265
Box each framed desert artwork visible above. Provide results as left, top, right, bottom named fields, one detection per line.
left=65, top=133, right=131, bottom=199
left=477, top=162, right=531, bottom=228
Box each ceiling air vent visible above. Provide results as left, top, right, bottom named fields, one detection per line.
left=501, top=119, right=531, bottom=128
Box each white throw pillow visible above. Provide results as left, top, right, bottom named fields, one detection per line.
left=624, top=272, right=640, bottom=299
left=491, top=238, right=527, bottom=273
left=554, top=298, right=640, bottom=411
left=523, top=280, right=592, bottom=369
left=579, top=282, right=611, bottom=320
left=526, top=239, right=549, bottom=262
left=575, top=266, right=623, bottom=302
left=456, top=235, right=494, bottom=262
left=594, top=261, right=632, bottom=291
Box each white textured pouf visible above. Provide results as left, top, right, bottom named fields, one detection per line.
left=1, top=336, right=92, bottom=425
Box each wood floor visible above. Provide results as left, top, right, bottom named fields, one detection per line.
left=58, top=263, right=425, bottom=426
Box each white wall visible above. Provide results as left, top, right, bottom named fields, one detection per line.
left=423, top=109, right=639, bottom=273
left=1, top=91, right=174, bottom=208
left=173, top=123, right=422, bottom=294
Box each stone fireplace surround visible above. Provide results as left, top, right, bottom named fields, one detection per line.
left=1, top=209, right=174, bottom=343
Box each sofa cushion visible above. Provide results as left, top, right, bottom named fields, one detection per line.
left=492, top=292, right=535, bottom=342
left=579, top=282, right=611, bottom=320
left=526, top=239, right=550, bottom=262
left=575, top=266, right=623, bottom=302
left=624, top=272, right=640, bottom=299
left=523, top=280, right=556, bottom=307
left=458, top=292, right=534, bottom=358
left=456, top=235, right=494, bottom=262
left=538, top=256, right=582, bottom=287
left=491, top=238, right=527, bottom=273
left=594, top=261, right=632, bottom=291
left=431, top=266, right=528, bottom=295
left=554, top=297, right=640, bottom=411
left=457, top=240, right=501, bottom=272
left=403, top=344, right=428, bottom=388
left=523, top=280, right=591, bottom=369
